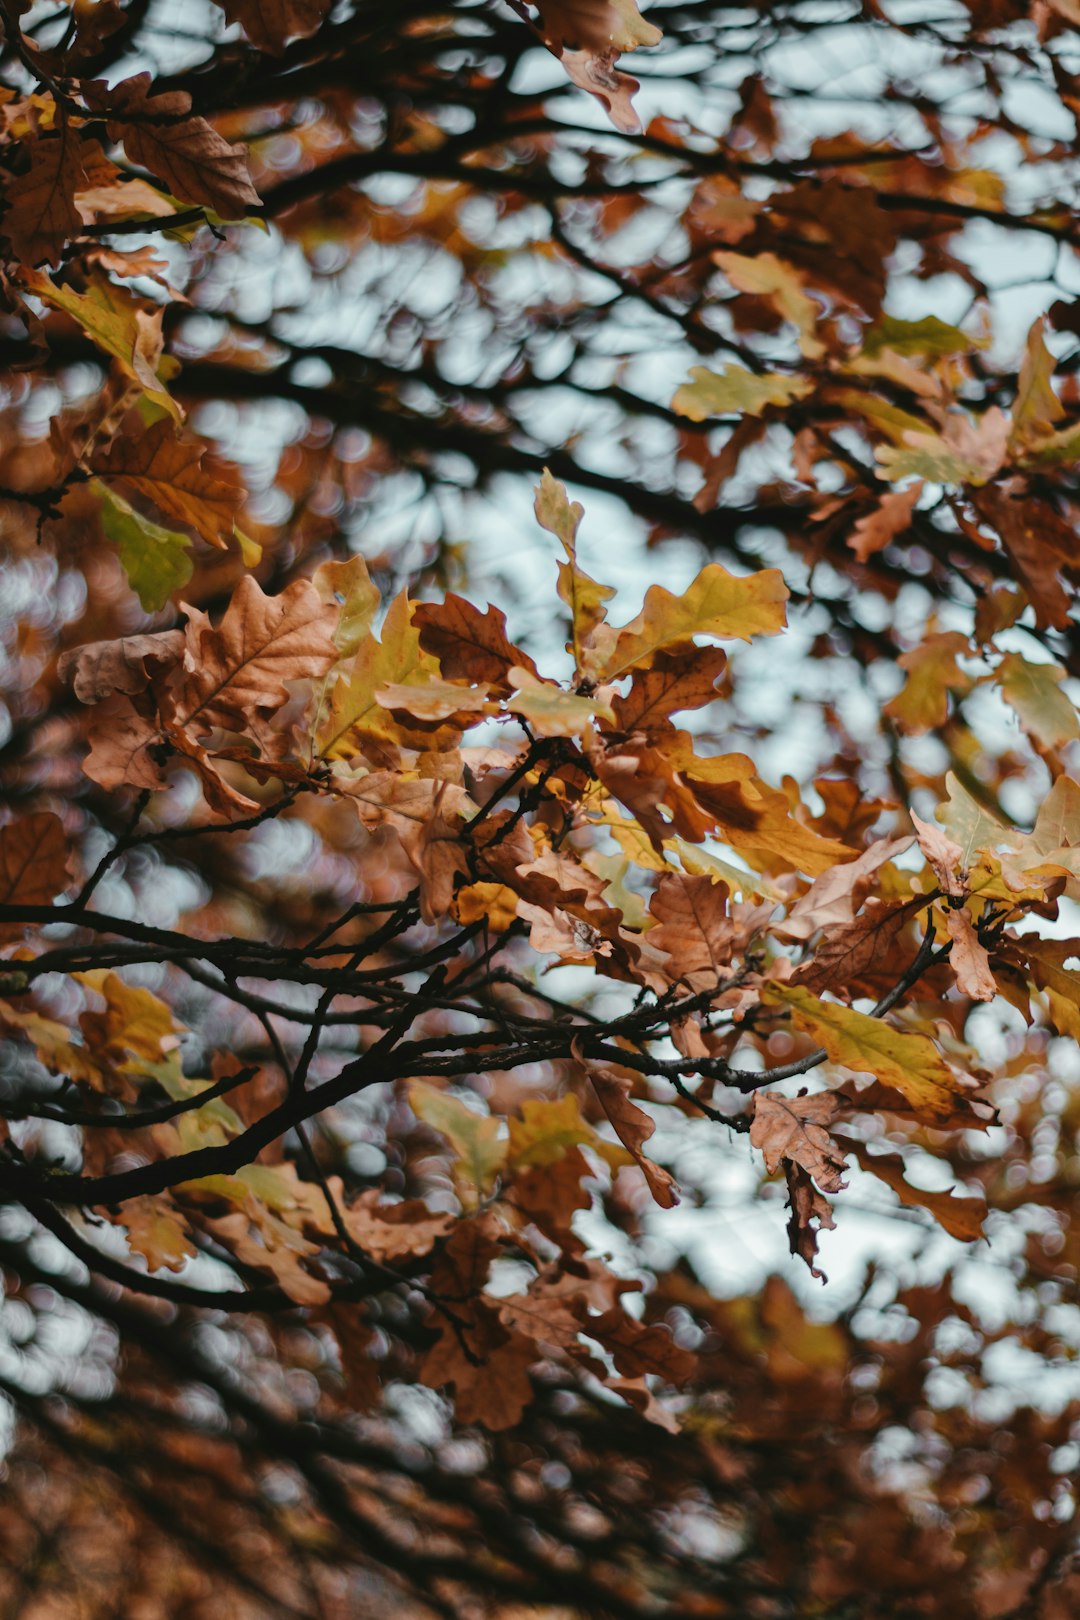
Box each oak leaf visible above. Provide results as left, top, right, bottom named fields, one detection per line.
left=847, top=483, right=922, bottom=562
left=945, top=909, right=995, bottom=1002
left=844, top=1138, right=986, bottom=1242
left=793, top=899, right=924, bottom=1002
left=646, top=872, right=742, bottom=980
left=583, top=1306, right=696, bottom=1384
left=580, top=1053, right=679, bottom=1207
left=750, top=1091, right=849, bottom=1193
left=176, top=574, right=339, bottom=734
left=778, top=835, right=913, bottom=941
left=216, top=0, right=332, bottom=51
left=24, top=268, right=180, bottom=419
left=93, top=419, right=246, bottom=548
left=83, top=73, right=260, bottom=219
left=506, top=666, right=615, bottom=736
left=611, top=643, right=728, bottom=734
left=4, top=121, right=88, bottom=266
left=593, top=561, right=788, bottom=679
left=343, top=1191, right=453, bottom=1263
left=762, top=982, right=972, bottom=1123
left=0, top=812, right=70, bottom=934
left=714, top=250, right=824, bottom=359
left=59, top=630, right=184, bottom=703
left=996, top=652, right=1079, bottom=753
left=413, top=593, right=539, bottom=692
left=884, top=632, right=973, bottom=735
left=672, top=364, right=811, bottom=421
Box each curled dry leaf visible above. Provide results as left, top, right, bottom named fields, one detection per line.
left=778, top=834, right=914, bottom=941
left=784, top=1161, right=836, bottom=1281
left=59, top=631, right=184, bottom=703
left=945, top=908, right=996, bottom=1001
left=749, top=1090, right=849, bottom=1194
left=576, top=1046, right=679, bottom=1208
left=911, top=812, right=968, bottom=898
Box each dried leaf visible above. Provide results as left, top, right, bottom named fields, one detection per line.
left=84, top=73, right=260, bottom=219
left=579, top=1052, right=679, bottom=1207
left=763, top=982, right=972, bottom=1123
left=750, top=1091, right=849, bottom=1193
left=945, top=909, right=995, bottom=1001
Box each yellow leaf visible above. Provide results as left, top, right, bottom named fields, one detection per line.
left=25, top=268, right=181, bottom=420
left=762, top=982, right=971, bottom=1122
left=534, top=470, right=615, bottom=679
left=507, top=1093, right=629, bottom=1171
left=317, top=591, right=440, bottom=758
left=506, top=666, right=615, bottom=737
left=593, top=562, right=789, bottom=680
left=672, top=365, right=812, bottom=421
left=409, top=1080, right=508, bottom=1212
left=714, top=251, right=824, bottom=359
left=996, top=653, right=1079, bottom=752
left=883, top=631, right=973, bottom=734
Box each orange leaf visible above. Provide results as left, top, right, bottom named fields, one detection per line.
left=93, top=419, right=246, bottom=547
left=579, top=1051, right=679, bottom=1207
left=945, top=908, right=996, bottom=1001
left=0, top=813, right=70, bottom=933
left=215, top=0, right=332, bottom=52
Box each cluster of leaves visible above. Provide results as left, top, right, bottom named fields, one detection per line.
left=3, top=0, right=1080, bottom=1615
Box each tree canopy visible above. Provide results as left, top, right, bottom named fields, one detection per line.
left=2, top=0, right=1080, bottom=1615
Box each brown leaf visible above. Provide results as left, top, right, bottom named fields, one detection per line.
left=215, top=0, right=332, bottom=52
left=4, top=121, right=88, bottom=266
left=974, top=485, right=1073, bottom=631
left=93, top=419, right=246, bottom=547
left=420, top=1314, right=537, bottom=1430
left=82, top=703, right=169, bottom=794
left=844, top=1137, right=986, bottom=1241
left=342, top=1191, right=453, bottom=1262
left=175, top=575, right=339, bottom=734
left=59, top=630, right=184, bottom=703
left=646, top=872, right=737, bottom=979
left=413, top=594, right=539, bottom=692
left=778, top=835, right=913, bottom=941
left=611, top=643, right=728, bottom=734
left=945, top=908, right=996, bottom=1001
left=583, top=1306, right=696, bottom=1385
left=0, top=813, right=70, bottom=932
left=750, top=1091, right=849, bottom=1193
left=793, top=899, right=925, bottom=1001
left=847, top=482, right=922, bottom=563
left=784, top=1161, right=835, bottom=1281
left=580, top=1053, right=679, bottom=1208
left=83, top=73, right=260, bottom=219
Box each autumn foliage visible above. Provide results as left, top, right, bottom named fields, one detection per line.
left=3, top=0, right=1080, bottom=1615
